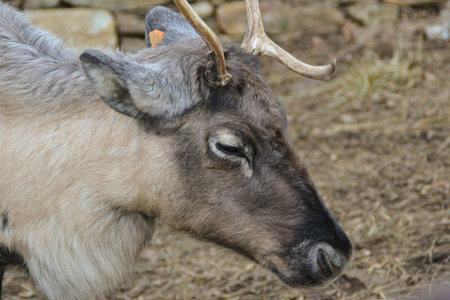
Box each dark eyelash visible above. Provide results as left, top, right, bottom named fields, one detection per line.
left=216, top=143, right=244, bottom=157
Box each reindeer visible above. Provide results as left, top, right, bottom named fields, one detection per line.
left=0, top=0, right=351, bottom=299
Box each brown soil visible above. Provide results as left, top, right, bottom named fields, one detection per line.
left=2, top=11, right=449, bottom=300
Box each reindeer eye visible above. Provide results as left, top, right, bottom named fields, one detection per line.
left=216, top=143, right=243, bottom=157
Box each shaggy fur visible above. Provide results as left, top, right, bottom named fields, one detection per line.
left=0, top=4, right=170, bottom=299
left=0, top=4, right=352, bottom=299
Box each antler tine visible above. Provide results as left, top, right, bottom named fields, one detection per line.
left=173, top=0, right=231, bottom=86
left=241, top=0, right=336, bottom=81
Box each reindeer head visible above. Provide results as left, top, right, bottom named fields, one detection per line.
left=80, top=0, right=351, bottom=288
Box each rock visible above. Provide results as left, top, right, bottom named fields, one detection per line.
left=259, top=1, right=287, bottom=35
left=2, top=0, right=23, bottom=8
left=205, top=18, right=220, bottom=35
left=350, top=20, right=425, bottom=57
left=425, top=24, right=449, bottom=41
left=424, top=2, right=450, bottom=42
left=218, top=34, right=243, bottom=45
left=115, top=12, right=146, bottom=36
left=290, top=0, right=340, bottom=3
left=441, top=6, right=450, bottom=21
left=347, top=3, right=398, bottom=26
left=192, top=1, right=214, bottom=20
left=286, top=5, right=345, bottom=36
left=216, top=2, right=345, bottom=36
left=384, top=0, right=443, bottom=6
left=211, top=0, right=226, bottom=6
left=62, top=0, right=170, bottom=12
left=24, top=8, right=118, bottom=50
left=216, top=1, right=247, bottom=35
left=424, top=5, right=450, bottom=41
left=24, top=0, right=60, bottom=9
left=121, top=37, right=147, bottom=53
left=336, top=0, right=377, bottom=3
left=422, top=71, right=438, bottom=83
left=342, top=21, right=360, bottom=42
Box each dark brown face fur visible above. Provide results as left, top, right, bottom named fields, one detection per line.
left=161, top=47, right=352, bottom=287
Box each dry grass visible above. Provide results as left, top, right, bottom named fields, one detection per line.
left=282, top=44, right=450, bottom=299
left=2, top=36, right=449, bottom=300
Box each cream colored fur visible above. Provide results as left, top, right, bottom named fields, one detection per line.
left=0, top=3, right=181, bottom=299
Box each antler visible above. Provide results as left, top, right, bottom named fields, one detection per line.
left=173, top=0, right=232, bottom=86
left=241, top=0, right=336, bottom=81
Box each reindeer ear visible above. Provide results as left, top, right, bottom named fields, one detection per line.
left=80, top=49, right=199, bottom=120
left=145, top=6, right=199, bottom=48
left=80, top=49, right=142, bottom=118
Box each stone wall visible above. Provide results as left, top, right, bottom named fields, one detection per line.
left=1, top=0, right=449, bottom=53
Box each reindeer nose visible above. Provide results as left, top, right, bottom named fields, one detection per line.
left=311, top=243, right=349, bottom=280
left=312, top=219, right=353, bottom=280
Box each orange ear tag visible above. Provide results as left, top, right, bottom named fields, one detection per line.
left=149, top=30, right=165, bottom=48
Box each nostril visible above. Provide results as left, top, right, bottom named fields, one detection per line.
left=317, top=248, right=334, bottom=277
left=312, top=244, right=348, bottom=279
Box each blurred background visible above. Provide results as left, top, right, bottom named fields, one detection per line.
left=1, top=0, right=449, bottom=299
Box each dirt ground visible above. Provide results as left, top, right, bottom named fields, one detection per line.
left=2, top=6, right=449, bottom=300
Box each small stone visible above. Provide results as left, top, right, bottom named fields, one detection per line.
left=424, top=106, right=438, bottom=117
left=340, top=114, right=355, bottom=124
left=424, top=24, right=449, bottom=41
left=25, top=8, right=118, bottom=50
left=115, top=12, right=146, bottom=36
left=423, top=6, right=450, bottom=41
left=386, top=99, right=397, bottom=109
left=311, top=36, right=325, bottom=49
left=342, top=21, right=360, bottom=42
left=121, top=37, right=147, bottom=53
left=192, top=1, right=214, bottom=19
left=422, top=71, right=437, bottom=82
left=310, top=127, right=322, bottom=137
left=362, top=249, right=372, bottom=256
left=62, top=0, right=170, bottom=12
left=347, top=3, right=398, bottom=26
left=24, top=0, right=60, bottom=9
